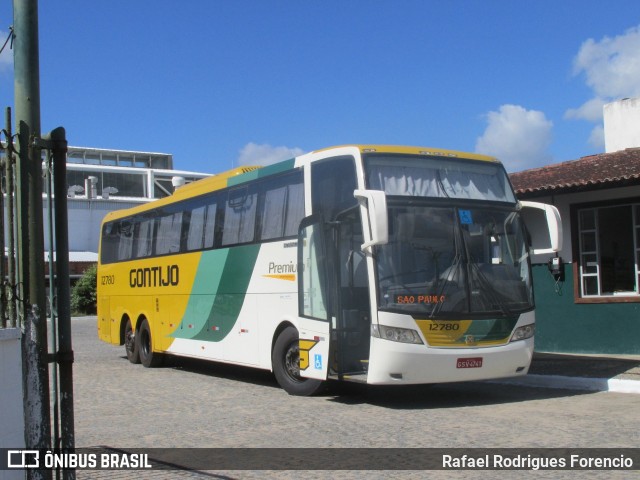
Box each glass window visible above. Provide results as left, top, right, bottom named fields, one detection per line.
left=312, top=157, right=357, bottom=221
left=222, top=186, right=257, bottom=246
left=187, top=205, right=206, bottom=251
left=258, top=170, right=305, bottom=241
left=186, top=195, right=218, bottom=251
left=376, top=204, right=532, bottom=318
left=299, top=220, right=328, bottom=320
left=156, top=211, right=183, bottom=255
left=577, top=203, right=639, bottom=297
left=100, top=222, right=121, bottom=264
left=261, top=185, right=287, bottom=240
left=117, top=220, right=134, bottom=261
left=365, top=154, right=516, bottom=203
left=284, top=181, right=304, bottom=237
left=135, top=218, right=155, bottom=258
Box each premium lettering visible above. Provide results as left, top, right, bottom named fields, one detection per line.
left=129, top=265, right=179, bottom=288
left=269, top=261, right=297, bottom=274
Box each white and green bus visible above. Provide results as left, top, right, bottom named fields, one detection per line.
left=97, top=145, right=561, bottom=395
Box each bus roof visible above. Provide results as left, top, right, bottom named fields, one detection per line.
left=100, top=144, right=499, bottom=224
left=313, top=144, right=498, bottom=163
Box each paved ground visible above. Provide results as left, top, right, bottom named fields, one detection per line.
left=530, top=352, right=640, bottom=380
left=59, top=317, right=640, bottom=479
left=501, top=351, right=640, bottom=394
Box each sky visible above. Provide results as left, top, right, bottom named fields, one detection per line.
left=2, top=1, right=640, bottom=173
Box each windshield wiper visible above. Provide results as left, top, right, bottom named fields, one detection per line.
left=428, top=253, right=462, bottom=318
left=468, top=261, right=513, bottom=317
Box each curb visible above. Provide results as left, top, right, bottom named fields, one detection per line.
left=493, top=374, right=640, bottom=394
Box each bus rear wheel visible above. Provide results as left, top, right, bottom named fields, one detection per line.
left=272, top=326, right=324, bottom=396
left=124, top=318, right=140, bottom=364
left=137, top=318, right=163, bottom=368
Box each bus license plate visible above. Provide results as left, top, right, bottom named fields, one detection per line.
left=457, top=357, right=483, bottom=368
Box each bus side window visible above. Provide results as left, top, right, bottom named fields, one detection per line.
left=101, top=222, right=119, bottom=264
left=284, top=175, right=304, bottom=237
left=257, top=170, right=305, bottom=242
left=186, top=205, right=206, bottom=251
left=222, top=186, right=258, bottom=246
left=311, top=157, right=357, bottom=221
left=156, top=210, right=183, bottom=255
left=185, top=195, right=218, bottom=252
left=260, top=184, right=287, bottom=240
left=117, top=220, right=133, bottom=261
left=135, top=217, right=155, bottom=258
left=204, top=203, right=218, bottom=248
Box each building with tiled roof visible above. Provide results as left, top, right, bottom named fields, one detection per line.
left=508, top=98, right=640, bottom=355
left=511, top=148, right=640, bottom=197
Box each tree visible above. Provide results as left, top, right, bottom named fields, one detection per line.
left=70, top=264, right=97, bottom=315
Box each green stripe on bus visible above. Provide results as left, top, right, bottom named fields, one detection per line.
left=463, top=317, right=518, bottom=344
left=172, top=244, right=261, bottom=341
left=227, top=159, right=295, bottom=187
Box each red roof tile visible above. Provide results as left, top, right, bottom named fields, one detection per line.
left=509, top=148, right=640, bottom=196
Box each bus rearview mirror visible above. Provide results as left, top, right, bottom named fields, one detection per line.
left=519, top=201, right=563, bottom=255
left=354, top=189, right=389, bottom=251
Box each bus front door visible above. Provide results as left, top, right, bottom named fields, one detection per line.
left=331, top=214, right=371, bottom=381
left=297, top=216, right=331, bottom=381
left=297, top=214, right=371, bottom=383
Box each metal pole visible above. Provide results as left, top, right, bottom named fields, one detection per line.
left=13, top=2, right=52, bottom=477
left=48, top=128, right=76, bottom=475
left=6, top=108, right=17, bottom=328
left=0, top=111, right=6, bottom=329
left=45, top=149, right=60, bottom=456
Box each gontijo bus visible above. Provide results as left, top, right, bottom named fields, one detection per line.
left=97, top=145, right=562, bottom=395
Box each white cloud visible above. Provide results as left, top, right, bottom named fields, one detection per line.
left=237, top=142, right=304, bottom=166
left=475, top=104, right=553, bottom=172
left=567, top=24, right=640, bottom=122
left=564, top=97, right=606, bottom=122
left=588, top=124, right=605, bottom=149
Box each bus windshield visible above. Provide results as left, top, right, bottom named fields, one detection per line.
left=366, top=154, right=516, bottom=203
left=374, top=202, right=533, bottom=318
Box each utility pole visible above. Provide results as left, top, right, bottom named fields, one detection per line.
left=13, top=1, right=52, bottom=479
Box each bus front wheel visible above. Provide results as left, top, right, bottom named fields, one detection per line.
left=272, top=326, right=324, bottom=396
left=124, top=318, right=140, bottom=364
left=137, top=318, right=163, bottom=368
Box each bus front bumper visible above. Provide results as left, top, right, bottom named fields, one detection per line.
left=366, top=336, right=534, bottom=385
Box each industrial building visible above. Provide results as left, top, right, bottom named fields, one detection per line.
left=42, top=146, right=210, bottom=280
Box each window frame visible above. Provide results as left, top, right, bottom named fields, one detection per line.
left=99, top=167, right=304, bottom=264
left=572, top=196, right=640, bottom=304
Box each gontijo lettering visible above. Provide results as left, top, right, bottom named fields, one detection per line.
left=129, top=265, right=179, bottom=288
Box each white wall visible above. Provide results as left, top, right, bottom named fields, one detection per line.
left=604, top=97, right=640, bottom=153
left=0, top=328, right=25, bottom=480
left=44, top=198, right=145, bottom=253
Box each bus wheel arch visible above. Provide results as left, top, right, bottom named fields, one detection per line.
left=136, top=316, right=164, bottom=368
left=271, top=324, right=324, bottom=396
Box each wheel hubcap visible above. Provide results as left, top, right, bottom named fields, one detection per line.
left=284, top=341, right=302, bottom=382
left=125, top=329, right=135, bottom=353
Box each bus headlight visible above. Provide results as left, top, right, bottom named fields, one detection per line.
left=510, top=323, right=535, bottom=342
left=372, top=324, right=424, bottom=344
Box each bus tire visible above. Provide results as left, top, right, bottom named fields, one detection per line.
left=137, top=318, right=163, bottom=368
left=124, top=318, right=140, bottom=364
left=272, top=326, right=324, bottom=396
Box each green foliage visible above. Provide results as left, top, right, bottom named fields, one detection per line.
left=70, top=264, right=97, bottom=315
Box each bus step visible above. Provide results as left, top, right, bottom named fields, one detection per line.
left=342, top=373, right=368, bottom=384
left=360, top=359, right=369, bottom=372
